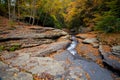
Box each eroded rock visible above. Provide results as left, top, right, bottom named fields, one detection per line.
left=99, top=45, right=120, bottom=71
left=10, top=41, right=70, bottom=57
left=0, top=26, right=69, bottom=51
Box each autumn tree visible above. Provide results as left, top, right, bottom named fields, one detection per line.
left=65, top=0, right=93, bottom=29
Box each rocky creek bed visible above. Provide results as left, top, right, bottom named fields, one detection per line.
left=0, top=25, right=120, bottom=80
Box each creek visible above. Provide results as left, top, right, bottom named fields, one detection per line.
left=65, top=35, right=116, bottom=80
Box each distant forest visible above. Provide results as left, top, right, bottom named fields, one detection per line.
left=0, top=0, right=120, bottom=33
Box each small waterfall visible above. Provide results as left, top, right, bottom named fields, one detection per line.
left=67, top=36, right=78, bottom=55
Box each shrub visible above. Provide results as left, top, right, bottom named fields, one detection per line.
left=39, top=13, right=54, bottom=27
left=51, top=15, right=62, bottom=29
left=95, top=15, right=120, bottom=33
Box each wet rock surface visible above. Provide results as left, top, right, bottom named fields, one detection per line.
left=0, top=26, right=119, bottom=80
left=53, top=50, right=113, bottom=80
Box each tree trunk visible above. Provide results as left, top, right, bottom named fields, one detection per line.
left=16, top=0, right=19, bottom=21
left=13, top=1, right=16, bottom=21
left=29, top=9, right=32, bottom=24
left=32, top=0, right=36, bottom=25
left=8, top=0, right=11, bottom=20
left=43, top=13, right=47, bottom=27
left=29, top=1, right=33, bottom=25
left=37, top=10, right=43, bottom=25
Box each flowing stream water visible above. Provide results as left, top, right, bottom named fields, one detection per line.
left=67, top=35, right=78, bottom=55
left=66, top=35, right=86, bottom=60
left=66, top=35, right=119, bottom=80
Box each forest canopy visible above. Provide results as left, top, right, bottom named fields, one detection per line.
left=0, top=0, right=120, bottom=33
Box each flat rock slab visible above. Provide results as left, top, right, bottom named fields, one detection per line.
left=0, top=26, right=69, bottom=51
left=82, top=38, right=98, bottom=44
left=0, top=41, right=70, bottom=80
left=0, top=57, right=65, bottom=79
left=112, top=46, right=120, bottom=51
left=76, top=43, right=102, bottom=62
left=0, top=61, right=33, bottom=80
left=0, top=39, right=54, bottom=48
left=27, top=57, right=65, bottom=76
left=0, top=26, right=68, bottom=40
left=65, top=66, right=88, bottom=80
left=76, top=32, right=97, bottom=39
left=53, top=50, right=113, bottom=80
left=53, top=50, right=74, bottom=61
left=72, top=60, right=113, bottom=80
left=92, top=43, right=99, bottom=48
left=14, top=41, right=70, bottom=57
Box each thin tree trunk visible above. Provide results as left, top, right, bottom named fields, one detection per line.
left=36, top=7, right=44, bottom=25
left=13, top=1, right=16, bottom=21
left=37, top=10, right=43, bottom=25
left=8, top=0, right=11, bottom=20
left=32, top=0, right=36, bottom=25
left=28, top=1, right=32, bottom=24
left=17, top=0, right=20, bottom=22
left=43, top=13, right=47, bottom=27
left=29, top=9, right=32, bottom=24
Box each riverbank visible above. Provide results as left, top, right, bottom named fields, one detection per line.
left=0, top=25, right=120, bottom=80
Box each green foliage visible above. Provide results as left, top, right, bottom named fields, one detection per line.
left=39, top=13, right=54, bottom=27
left=0, top=44, right=21, bottom=52
left=8, top=44, right=21, bottom=51
left=0, top=0, right=120, bottom=33
left=0, top=45, right=4, bottom=52
left=106, top=0, right=120, bottom=17
left=51, top=15, right=62, bottom=29
left=0, top=2, right=7, bottom=16
left=95, top=16, right=120, bottom=33
left=65, top=0, right=96, bottom=29
left=69, top=15, right=83, bottom=29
